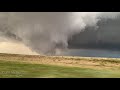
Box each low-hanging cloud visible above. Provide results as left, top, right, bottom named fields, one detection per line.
left=0, top=12, right=120, bottom=55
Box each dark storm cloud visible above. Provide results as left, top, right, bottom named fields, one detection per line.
left=68, top=17, right=120, bottom=50
left=0, top=12, right=120, bottom=55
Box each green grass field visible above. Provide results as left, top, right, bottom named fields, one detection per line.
left=0, top=60, right=120, bottom=78
left=1, top=53, right=120, bottom=78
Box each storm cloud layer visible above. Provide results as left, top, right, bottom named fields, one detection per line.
left=69, top=17, right=120, bottom=50
left=0, top=12, right=120, bottom=55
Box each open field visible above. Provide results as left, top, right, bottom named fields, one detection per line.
left=0, top=53, right=120, bottom=78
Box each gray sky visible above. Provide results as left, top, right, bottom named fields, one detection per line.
left=0, top=12, right=120, bottom=55
left=69, top=17, right=120, bottom=50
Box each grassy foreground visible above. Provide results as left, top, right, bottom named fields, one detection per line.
left=0, top=60, right=120, bottom=78
left=0, top=53, right=120, bottom=78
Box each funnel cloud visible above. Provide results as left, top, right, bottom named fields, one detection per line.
left=0, top=12, right=120, bottom=55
